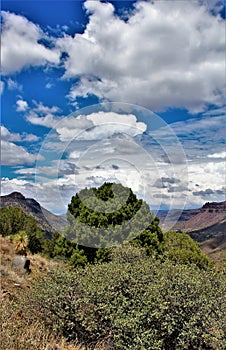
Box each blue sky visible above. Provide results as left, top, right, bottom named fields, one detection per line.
left=1, top=0, right=225, bottom=215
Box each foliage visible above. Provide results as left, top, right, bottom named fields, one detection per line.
left=42, top=183, right=212, bottom=270
left=65, top=182, right=164, bottom=268
left=0, top=275, right=92, bottom=350
left=32, top=245, right=226, bottom=350
left=41, top=231, right=61, bottom=258
left=0, top=206, right=44, bottom=254
left=69, top=246, right=88, bottom=268
left=131, top=216, right=164, bottom=256
left=66, top=182, right=157, bottom=248
left=12, top=230, right=28, bottom=254
left=0, top=206, right=28, bottom=236
left=53, top=234, right=76, bottom=259
left=163, top=231, right=213, bottom=269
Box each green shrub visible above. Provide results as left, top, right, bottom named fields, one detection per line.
left=32, top=246, right=226, bottom=350
left=69, top=246, right=88, bottom=268
left=0, top=206, right=44, bottom=254
left=163, top=231, right=213, bottom=269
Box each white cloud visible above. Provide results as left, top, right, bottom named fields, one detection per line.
left=45, top=82, right=53, bottom=89
left=148, top=113, right=225, bottom=162
left=1, top=125, right=21, bottom=142
left=1, top=125, right=39, bottom=143
left=26, top=101, right=62, bottom=128
left=2, top=153, right=225, bottom=214
left=2, top=145, right=224, bottom=213
left=1, top=140, right=41, bottom=165
left=1, top=11, right=60, bottom=75
left=1, top=125, right=41, bottom=165
left=187, top=160, right=225, bottom=203
left=56, top=111, right=147, bottom=141
left=208, top=151, right=226, bottom=159
left=0, top=81, right=5, bottom=94
left=203, top=106, right=226, bottom=116
left=16, top=99, right=28, bottom=112
left=21, top=133, right=40, bottom=142
left=69, top=150, right=84, bottom=159
left=168, top=115, right=225, bottom=135
left=7, top=78, right=22, bottom=91
left=57, top=0, right=225, bottom=112
left=0, top=177, right=38, bottom=202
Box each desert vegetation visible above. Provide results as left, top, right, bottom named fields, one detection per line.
left=0, top=183, right=225, bottom=349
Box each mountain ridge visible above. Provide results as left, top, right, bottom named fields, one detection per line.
left=0, top=192, right=67, bottom=233
left=159, top=200, right=226, bottom=235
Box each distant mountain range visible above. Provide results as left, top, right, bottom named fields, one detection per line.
left=158, top=200, right=226, bottom=262
left=0, top=192, right=67, bottom=233
left=1, top=192, right=225, bottom=260
left=158, top=201, right=226, bottom=240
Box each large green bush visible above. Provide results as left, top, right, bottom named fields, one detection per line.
left=32, top=246, right=226, bottom=350
left=163, top=231, right=213, bottom=269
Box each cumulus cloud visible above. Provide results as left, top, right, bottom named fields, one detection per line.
left=26, top=101, right=62, bottom=128
left=16, top=99, right=28, bottom=112
left=1, top=125, right=39, bottom=143
left=1, top=177, right=37, bottom=197
left=56, top=112, right=147, bottom=141
left=1, top=125, right=21, bottom=142
left=187, top=160, right=225, bottom=200
left=1, top=11, right=60, bottom=75
left=1, top=125, right=41, bottom=165
left=21, top=133, right=40, bottom=142
left=56, top=0, right=225, bottom=112
left=1, top=140, right=41, bottom=165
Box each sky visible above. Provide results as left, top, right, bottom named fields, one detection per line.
left=1, top=0, right=225, bottom=216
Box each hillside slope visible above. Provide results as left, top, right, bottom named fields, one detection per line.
left=0, top=192, right=67, bottom=233
left=160, top=201, right=226, bottom=239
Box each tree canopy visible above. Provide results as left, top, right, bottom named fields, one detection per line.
left=66, top=182, right=160, bottom=249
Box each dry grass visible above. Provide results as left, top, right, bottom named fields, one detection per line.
left=0, top=297, right=85, bottom=350
left=1, top=294, right=105, bottom=350
left=0, top=236, right=104, bottom=350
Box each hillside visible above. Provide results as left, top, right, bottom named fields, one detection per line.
left=1, top=185, right=225, bottom=349
left=0, top=236, right=90, bottom=350
left=0, top=192, right=67, bottom=233
left=157, top=201, right=226, bottom=262
left=159, top=201, right=226, bottom=240
left=200, top=234, right=226, bottom=263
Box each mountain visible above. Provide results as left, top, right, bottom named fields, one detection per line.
left=158, top=201, right=226, bottom=262
left=159, top=200, right=226, bottom=242
left=0, top=192, right=67, bottom=233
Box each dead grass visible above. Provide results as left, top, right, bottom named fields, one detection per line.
left=0, top=236, right=104, bottom=350
left=0, top=294, right=105, bottom=350
left=0, top=296, right=85, bottom=350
